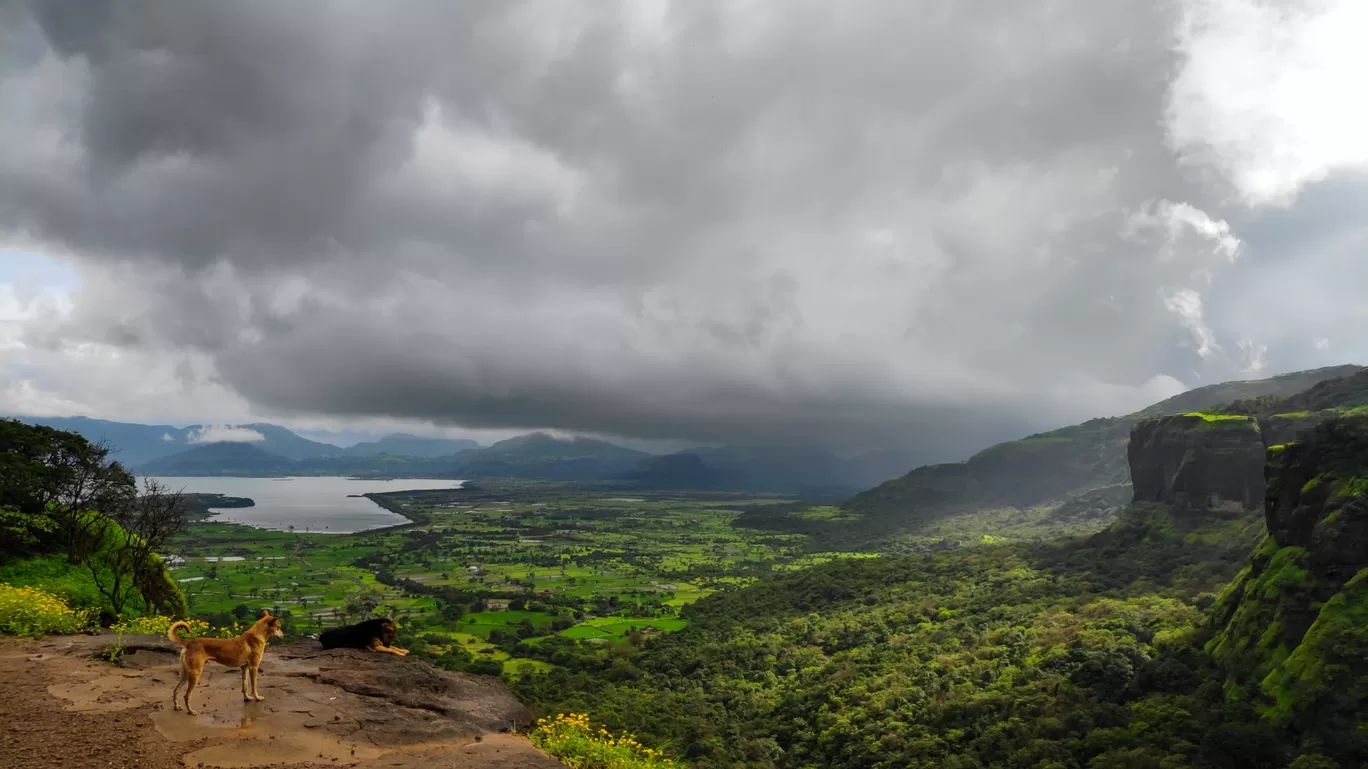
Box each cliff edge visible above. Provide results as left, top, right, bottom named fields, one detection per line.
left=1127, top=413, right=1265, bottom=514
left=1206, top=415, right=1368, bottom=756
left=0, top=631, right=565, bottom=769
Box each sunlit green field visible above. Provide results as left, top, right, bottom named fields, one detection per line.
left=169, top=482, right=871, bottom=674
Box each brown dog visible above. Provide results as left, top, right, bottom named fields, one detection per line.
left=168, top=610, right=284, bottom=715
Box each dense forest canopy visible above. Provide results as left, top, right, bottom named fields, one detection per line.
left=505, top=385, right=1368, bottom=769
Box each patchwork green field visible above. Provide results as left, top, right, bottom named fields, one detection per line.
left=168, top=481, right=875, bottom=674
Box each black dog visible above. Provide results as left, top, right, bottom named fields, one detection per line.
left=318, top=617, right=409, bottom=656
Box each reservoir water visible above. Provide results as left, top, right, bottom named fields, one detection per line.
left=153, top=476, right=465, bottom=533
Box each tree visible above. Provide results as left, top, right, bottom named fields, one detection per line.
left=0, top=420, right=134, bottom=558
left=79, top=478, right=189, bottom=617
left=346, top=590, right=383, bottom=619
left=0, top=504, right=56, bottom=553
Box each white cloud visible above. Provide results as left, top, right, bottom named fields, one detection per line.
left=161, top=432, right=175, bottom=441
left=187, top=425, right=265, bottom=444
left=1162, top=287, right=1220, bottom=359
left=1124, top=199, right=1242, bottom=262
left=1315, top=337, right=1331, bottom=351
left=1237, top=337, right=1268, bottom=373
left=1167, top=0, right=1368, bottom=207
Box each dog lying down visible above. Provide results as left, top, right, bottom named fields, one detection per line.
left=319, top=617, right=410, bottom=656
left=169, top=609, right=284, bottom=715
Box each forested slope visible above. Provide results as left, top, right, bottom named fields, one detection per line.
left=741, top=366, right=1363, bottom=553
left=512, top=404, right=1368, bottom=769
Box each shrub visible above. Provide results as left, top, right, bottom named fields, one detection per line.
left=109, top=615, right=213, bottom=638
left=102, top=615, right=243, bottom=663
left=529, top=712, right=678, bottom=769
left=0, top=583, right=95, bottom=636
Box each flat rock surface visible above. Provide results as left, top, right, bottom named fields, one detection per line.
left=0, top=633, right=566, bottom=769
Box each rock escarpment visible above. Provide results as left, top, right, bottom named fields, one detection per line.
left=841, top=366, right=1362, bottom=540
left=1127, top=413, right=1265, bottom=513
left=1206, top=415, right=1368, bottom=754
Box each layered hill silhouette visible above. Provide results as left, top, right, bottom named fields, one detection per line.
left=17, top=417, right=916, bottom=492
left=18, top=364, right=1366, bottom=498
left=831, top=365, right=1363, bottom=545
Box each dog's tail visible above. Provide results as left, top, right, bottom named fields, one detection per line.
left=167, top=620, right=191, bottom=645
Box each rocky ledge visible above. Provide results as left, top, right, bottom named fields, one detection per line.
left=12, top=632, right=564, bottom=768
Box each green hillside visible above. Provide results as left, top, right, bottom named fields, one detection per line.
left=508, top=403, right=1368, bottom=769
left=455, top=432, right=650, bottom=481
left=137, top=442, right=299, bottom=476
left=829, top=365, right=1362, bottom=551
left=1, top=419, right=187, bottom=624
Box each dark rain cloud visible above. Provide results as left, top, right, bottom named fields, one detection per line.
left=2, top=0, right=1363, bottom=462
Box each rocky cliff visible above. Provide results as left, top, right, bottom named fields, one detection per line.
left=1205, top=415, right=1368, bottom=756
left=841, top=366, right=1361, bottom=537
left=1127, top=413, right=1265, bottom=513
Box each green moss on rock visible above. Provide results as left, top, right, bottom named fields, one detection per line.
left=1211, top=415, right=1368, bottom=753
left=1260, top=567, right=1368, bottom=727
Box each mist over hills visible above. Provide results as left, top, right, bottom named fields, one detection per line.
left=13, top=364, right=1365, bottom=497
left=2, top=416, right=345, bottom=466
left=339, top=433, right=481, bottom=458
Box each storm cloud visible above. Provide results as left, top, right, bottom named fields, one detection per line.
left=2, top=0, right=1366, bottom=462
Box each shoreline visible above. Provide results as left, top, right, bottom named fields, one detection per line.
left=194, top=480, right=468, bottom=536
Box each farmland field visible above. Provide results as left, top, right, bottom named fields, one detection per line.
left=169, top=480, right=875, bottom=675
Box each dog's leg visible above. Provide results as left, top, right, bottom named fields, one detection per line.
left=249, top=664, right=264, bottom=701
left=368, top=637, right=409, bottom=656
left=368, top=639, right=399, bottom=655
left=184, top=666, right=202, bottom=716
left=240, top=665, right=250, bottom=702
left=172, top=666, right=187, bottom=711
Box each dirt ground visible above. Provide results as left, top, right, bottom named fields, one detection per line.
left=0, top=633, right=566, bottom=769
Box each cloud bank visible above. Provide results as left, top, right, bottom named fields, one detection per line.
left=186, top=425, right=265, bottom=445
left=1, top=0, right=1366, bottom=464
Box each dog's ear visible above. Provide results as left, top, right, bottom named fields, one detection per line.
left=260, top=609, right=272, bottom=618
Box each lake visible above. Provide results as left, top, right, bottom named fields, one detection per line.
left=153, top=476, right=466, bottom=533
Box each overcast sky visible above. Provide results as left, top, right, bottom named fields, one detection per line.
left=2, top=0, right=1366, bottom=462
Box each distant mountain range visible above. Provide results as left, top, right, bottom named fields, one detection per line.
left=124, top=431, right=890, bottom=494
left=338, top=433, right=481, bottom=458
left=3, top=416, right=484, bottom=468
left=20, top=365, right=1363, bottom=497
left=10, top=414, right=916, bottom=493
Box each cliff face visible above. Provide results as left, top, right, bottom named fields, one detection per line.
left=842, top=367, right=1361, bottom=534
left=1206, top=415, right=1368, bottom=752
left=1127, top=414, right=1265, bottom=513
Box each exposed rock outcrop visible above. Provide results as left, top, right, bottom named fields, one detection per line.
left=10, top=632, right=562, bottom=768
left=842, top=366, right=1360, bottom=538
left=1127, top=413, right=1265, bottom=513
left=1206, top=415, right=1368, bottom=755
left=1260, top=411, right=1333, bottom=447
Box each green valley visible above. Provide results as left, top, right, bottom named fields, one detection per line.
left=165, top=483, right=874, bottom=676
left=11, top=364, right=1368, bottom=769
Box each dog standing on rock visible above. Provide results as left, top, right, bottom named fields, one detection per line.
left=168, top=610, right=284, bottom=715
